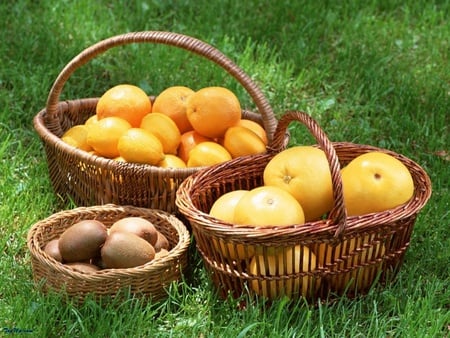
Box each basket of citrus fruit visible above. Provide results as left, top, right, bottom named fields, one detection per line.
left=176, top=111, right=432, bottom=302
left=27, top=204, right=190, bottom=303
left=33, top=31, right=277, bottom=213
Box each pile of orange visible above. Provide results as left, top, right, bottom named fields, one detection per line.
left=61, top=84, right=268, bottom=168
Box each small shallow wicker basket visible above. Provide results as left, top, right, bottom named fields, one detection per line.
left=176, top=111, right=432, bottom=302
left=27, top=204, right=190, bottom=303
left=33, top=31, right=278, bottom=213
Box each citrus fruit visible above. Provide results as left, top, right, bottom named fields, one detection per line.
left=186, top=141, right=232, bottom=167
left=263, top=146, right=333, bottom=222
left=96, top=84, right=152, bottom=127
left=223, top=125, right=267, bottom=158
left=234, top=185, right=305, bottom=227
left=61, top=125, right=92, bottom=152
left=341, top=151, right=414, bottom=216
left=209, top=190, right=254, bottom=261
left=140, top=112, right=181, bottom=154
left=315, top=235, right=386, bottom=292
left=152, top=86, right=195, bottom=134
left=158, top=154, right=186, bottom=168
left=177, top=130, right=212, bottom=163
left=117, top=128, right=165, bottom=165
left=249, top=245, right=318, bottom=298
left=186, top=86, right=241, bottom=138
left=209, top=190, right=249, bottom=222
left=86, top=116, right=132, bottom=158
left=84, top=114, right=99, bottom=127
left=236, top=119, right=268, bottom=145
left=212, top=238, right=256, bottom=262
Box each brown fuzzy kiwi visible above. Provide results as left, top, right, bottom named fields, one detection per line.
left=58, top=220, right=108, bottom=263
left=101, top=231, right=155, bottom=269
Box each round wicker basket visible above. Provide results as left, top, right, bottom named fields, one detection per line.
left=33, top=31, right=278, bottom=213
left=176, top=111, right=432, bottom=302
left=27, top=204, right=190, bottom=303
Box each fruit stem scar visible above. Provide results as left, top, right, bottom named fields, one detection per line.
left=283, top=175, right=292, bottom=184
left=374, top=173, right=381, bottom=180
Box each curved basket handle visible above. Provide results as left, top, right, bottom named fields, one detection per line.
left=270, top=111, right=347, bottom=237
left=45, top=31, right=277, bottom=141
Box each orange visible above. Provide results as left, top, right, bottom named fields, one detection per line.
left=156, top=154, right=186, bottom=191
left=152, top=86, right=195, bottom=134
left=140, top=112, right=181, bottom=154
left=158, top=154, right=187, bottom=168
left=209, top=190, right=254, bottom=261
left=61, top=125, right=92, bottom=152
left=186, top=86, right=241, bottom=138
left=236, top=119, right=268, bottom=145
left=86, top=116, right=132, bottom=158
left=263, top=146, right=333, bottom=222
left=341, top=152, right=414, bottom=216
left=177, top=130, right=212, bottom=163
left=117, top=128, right=165, bottom=165
left=209, top=190, right=249, bottom=222
left=223, top=125, right=267, bottom=158
left=186, top=141, right=232, bottom=167
left=233, top=185, right=305, bottom=227
left=315, top=235, right=386, bottom=292
left=249, top=245, right=318, bottom=299
left=84, top=115, right=99, bottom=127
left=96, top=84, right=152, bottom=127
left=212, top=238, right=255, bottom=262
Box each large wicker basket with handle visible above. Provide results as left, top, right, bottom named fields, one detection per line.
left=27, top=204, right=190, bottom=303
left=176, top=111, right=432, bottom=302
left=33, top=31, right=278, bottom=213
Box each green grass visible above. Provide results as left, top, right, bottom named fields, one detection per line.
left=1, top=0, right=449, bottom=336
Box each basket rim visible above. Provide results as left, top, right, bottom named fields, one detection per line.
left=27, top=204, right=191, bottom=279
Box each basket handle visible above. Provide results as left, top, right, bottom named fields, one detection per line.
left=269, top=111, right=347, bottom=237
left=45, top=31, right=277, bottom=141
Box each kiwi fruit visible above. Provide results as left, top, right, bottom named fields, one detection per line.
left=58, top=220, right=108, bottom=263
left=44, top=238, right=63, bottom=262
left=154, top=231, right=170, bottom=252
left=109, top=217, right=158, bottom=245
left=101, top=231, right=155, bottom=269
left=91, top=255, right=107, bottom=269
left=65, top=262, right=100, bottom=273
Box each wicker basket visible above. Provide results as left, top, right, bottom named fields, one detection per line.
left=33, top=31, right=278, bottom=213
left=27, top=204, right=190, bottom=303
left=176, top=111, right=432, bottom=301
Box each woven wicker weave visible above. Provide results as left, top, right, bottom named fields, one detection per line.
left=176, top=111, right=432, bottom=301
left=27, top=204, right=190, bottom=303
left=33, top=31, right=278, bottom=213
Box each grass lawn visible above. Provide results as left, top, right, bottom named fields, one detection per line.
left=1, top=0, right=449, bottom=337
